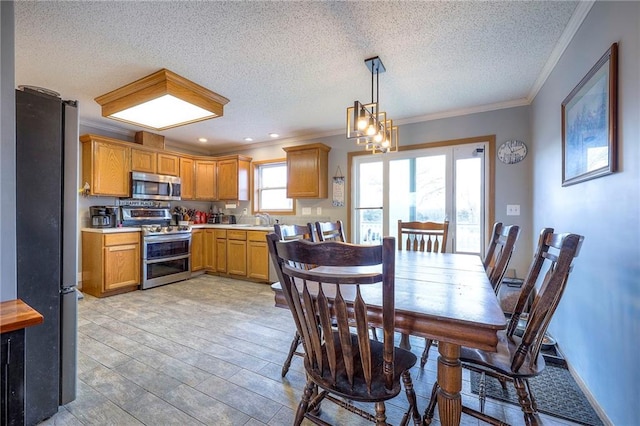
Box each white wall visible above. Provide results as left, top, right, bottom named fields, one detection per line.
left=530, top=2, right=639, bottom=424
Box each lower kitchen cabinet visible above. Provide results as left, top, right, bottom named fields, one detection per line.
left=216, top=230, right=227, bottom=273
left=247, top=232, right=269, bottom=281
left=82, top=231, right=140, bottom=297
left=227, top=230, right=247, bottom=276
left=200, top=228, right=270, bottom=282
left=191, top=229, right=204, bottom=271
left=204, top=229, right=216, bottom=270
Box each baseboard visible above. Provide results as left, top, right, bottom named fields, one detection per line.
left=556, top=344, right=613, bottom=426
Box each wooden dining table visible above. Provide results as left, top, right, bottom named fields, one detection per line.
left=271, top=250, right=507, bottom=426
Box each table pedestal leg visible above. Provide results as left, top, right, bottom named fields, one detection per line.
left=436, top=342, right=461, bottom=426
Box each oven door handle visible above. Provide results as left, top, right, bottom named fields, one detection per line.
left=144, top=233, right=192, bottom=243
left=144, top=254, right=191, bottom=264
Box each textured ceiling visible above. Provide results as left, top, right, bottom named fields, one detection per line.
left=14, top=1, right=582, bottom=153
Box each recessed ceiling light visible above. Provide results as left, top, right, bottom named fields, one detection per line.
left=244, top=137, right=253, bottom=142
left=269, top=133, right=279, bottom=138
left=198, top=137, right=208, bottom=143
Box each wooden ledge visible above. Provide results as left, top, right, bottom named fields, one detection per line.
left=0, top=299, right=44, bottom=334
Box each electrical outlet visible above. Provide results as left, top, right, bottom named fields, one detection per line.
left=302, top=207, right=311, bottom=215
left=316, top=207, right=322, bottom=215
left=242, top=208, right=248, bottom=215
left=506, top=204, right=520, bottom=216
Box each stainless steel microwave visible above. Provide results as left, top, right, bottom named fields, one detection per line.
left=131, top=172, right=181, bottom=201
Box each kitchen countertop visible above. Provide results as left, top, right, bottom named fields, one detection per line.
left=82, top=224, right=274, bottom=233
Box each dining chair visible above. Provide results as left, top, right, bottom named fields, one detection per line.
left=397, top=220, right=449, bottom=365
left=273, top=223, right=315, bottom=377
left=424, top=228, right=585, bottom=426
left=482, top=222, right=521, bottom=292
left=312, top=220, right=346, bottom=242
left=397, top=220, right=449, bottom=253
left=266, top=234, right=422, bottom=426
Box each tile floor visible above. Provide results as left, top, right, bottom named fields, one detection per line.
left=39, top=274, right=581, bottom=425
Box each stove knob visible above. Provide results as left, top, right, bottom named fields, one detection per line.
left=167, top=226, right=174, bottom=232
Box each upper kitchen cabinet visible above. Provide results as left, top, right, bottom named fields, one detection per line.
left=132, top=149, right=179, bottom=176
left=157, top=153, right=180, bottom=176
left=194, top=159, right=217, bottom=200
left=81, top=134, right=130, bottom=197
left=131, top=147, right=157, bottom=173
left=218, top=155, right=251, bottom=201
left=179, top=156, right=195, bottom=200
left=283, top=143, right=331, bottom=198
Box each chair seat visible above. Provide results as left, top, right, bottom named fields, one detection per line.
left=460, top=329, right=546, bottom=378
left=306, top=332, right=418, bottom=402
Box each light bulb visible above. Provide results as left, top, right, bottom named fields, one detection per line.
left=357, top=107, right=368, bottom=130
left=374, top=132, right=383, bottom=143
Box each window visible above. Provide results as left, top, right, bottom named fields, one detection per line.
left=253, top=159, right=294, bottom=214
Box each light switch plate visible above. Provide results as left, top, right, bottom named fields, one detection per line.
left=302, top=207, right=311, bottom=215
left=506, top=204, right=520, bottom=216
left=316, top=207, right=322, bottom=215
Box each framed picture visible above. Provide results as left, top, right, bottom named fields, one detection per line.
left=561, top=43, right=618, bottom=186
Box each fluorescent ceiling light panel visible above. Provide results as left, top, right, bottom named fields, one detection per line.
left=95, top=69, right=229, bottom=131
left=111, top=95, right=215, bottom=129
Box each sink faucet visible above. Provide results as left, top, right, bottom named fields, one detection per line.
left=255, top=213, right=271, bottom=225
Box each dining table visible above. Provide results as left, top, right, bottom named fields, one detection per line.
left=271, top=250, right=507, bottom=426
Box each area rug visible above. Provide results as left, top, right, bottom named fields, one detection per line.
left=470, top=365, right=603, bottom=426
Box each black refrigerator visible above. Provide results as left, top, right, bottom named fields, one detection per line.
left=16, top=87, right=78, bottom=425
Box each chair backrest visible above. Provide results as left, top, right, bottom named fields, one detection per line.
left=273, top=223, right=313, bottom=241
left=482, top=222, right=521, bottom=292
left=313, top=220, right=346, bottom=242
left=397, top=220, right=449, bottom=252
left=506, top=228, right=584, bottom=372
left=266, top=233, right=397, bottom=394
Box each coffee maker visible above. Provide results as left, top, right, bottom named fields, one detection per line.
left=90, top=206, right=119, bottom=228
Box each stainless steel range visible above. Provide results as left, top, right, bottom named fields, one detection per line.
left=121, top=202, right=192, bottom=289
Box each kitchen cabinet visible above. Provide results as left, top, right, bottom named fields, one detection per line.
left=247, top=231, right=269, bottom=281
left=131, top=148, right=157, bottom=173
left=226, top=230, right=247, bottom=276
left=81, top=231, right=140, bottom=297
left=81, top=135, right=130, bottom=197
left=204, top=228, right=269, bottom=282
left=179, top=156, right=195, bottom=200
left=217, top=156, right=251, bottom=201
left=191, top=229, right=204, bottom=271
left=157, top=153, right=179, bottom=176
left=204, top=229, right=216, bottom=270
left=195, top=159, right=217, bottom=200
left=215, top=230, right=227, bottom=273
left=283, top=143, right=331, bottom=198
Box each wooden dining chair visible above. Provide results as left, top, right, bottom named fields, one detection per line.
left=313, top=220, right=346, bottom=242
left=482, top=222, right=521, bottom=292
left=424, top=228, right=585, bottom=426
left=397, top=220, right=449, bottom=253
left=266, top=234, right=421, bottom=426
left=273, top=223, right=315, bottom=377
left=397, top=220, right=449, bottom=365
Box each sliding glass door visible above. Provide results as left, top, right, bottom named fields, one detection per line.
left=352, top=142, right=488, bottom=254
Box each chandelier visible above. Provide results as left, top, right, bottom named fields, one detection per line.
left=346, top=56, right=398, bottom=153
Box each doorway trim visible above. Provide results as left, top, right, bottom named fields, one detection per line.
left=346, top=134, right=496, bottom=245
